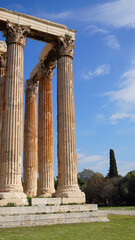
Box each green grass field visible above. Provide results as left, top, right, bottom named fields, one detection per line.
left=0, top=215, right=135, bottom=240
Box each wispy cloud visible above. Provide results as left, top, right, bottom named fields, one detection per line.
left=37, top=0, right=135, bottom=29
left=81, top=0, right=135, bottom=29
left=86, top=25, right=108, bottom=35
left=78, top=154, right=105, bottom=164
left=104, top=35, right=120, bottom=50
left=106, top=69, right=135, bottom=108
left=110, top=113, right=135, bottom=124
left=41, top=11, right=73, bottom=20
left=119, top=162, right=135, bottom=176
left=104, top=67, right=135, bottom=124
left=78, top=152, right=106, bottom=164
left=86, top=25, right=120, bottom=50
left=77, top=150, right=108, bottom=174
left=82, top=64, right=110, bottom=80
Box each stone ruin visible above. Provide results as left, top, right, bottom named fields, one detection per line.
left=0, top=7, right=85, bottom=206
left=0, top=8, right=108, bottom=227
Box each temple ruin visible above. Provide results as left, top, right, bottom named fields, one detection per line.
left=0, top=8, right=85, bottom=205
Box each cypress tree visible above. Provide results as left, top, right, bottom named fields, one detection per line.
left=108, top=149, right=118, bottom=178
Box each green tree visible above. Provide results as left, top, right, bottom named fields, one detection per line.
left=108, top=149, right=118, bottom=178
left=119, top=171, right=135, bottom=205
left=54, top=176, right=58, bottom=190
left=103, top=177, right=122, bottom=206
left=78, top=177, right=87, bottom=191
left=84, top=172, right=105, bottom=204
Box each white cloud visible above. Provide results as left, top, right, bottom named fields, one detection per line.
left=104, top=35, right=120, bottom=50
left=77, top=150, right=108, bottom=174
left=104, top=68, right=135, bottom=124
left=110, top=113, right=135, bottom=124
left=106, top=69, right=135, bottom=107
left=78, top=154, right=105, bottom=164
left=38, top=0, right=135, bottom=29
left=81, top=0, right=135, bottom=29
left=82, top=64, right=110, bottom=80
left=119, top=162, right=135, bottom=176
left=43, top=11, right=73, bottom=20
left=77, top=151, right=106, bottom=164
left=86, top=25, right=120, bottom=50
left=86, top=25, right=108, bottom=35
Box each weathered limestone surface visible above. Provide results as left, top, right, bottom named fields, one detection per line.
left=0, top=41, right=7, bottom=156
left=32, top=198, right=61, bottom=206
left=0, top=22, right=29, bottom=206
left=38, top=62, right=55, bottom=196
left=0, top=205, right=108, bottom=228
left=0, top=204, right=98, bottom=215
left=54, top=38, right=85, bottom=202
left=23, top=79, right=38, bottom=197
left=0, top=8, right=76, bottom=42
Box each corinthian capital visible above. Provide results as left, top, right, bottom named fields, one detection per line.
left=57, top=37, right=74, bottom=58
left=3, top=22, right=30, bottom=47
left=40, top=61, right=56, bottom=79
left=25, top=79, right=39, bottom=96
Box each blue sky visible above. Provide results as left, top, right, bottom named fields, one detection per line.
left=1, top=0, right=135, bottom=177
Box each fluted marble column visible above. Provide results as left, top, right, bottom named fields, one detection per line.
left=0, top=41, right=7, bottom=157
left=23, top=79, right=38, bottom=197
left=38, top=62, right=55, bottom=196
left=54, top=37, right=85, bottom=202
left=0, top=22, right=29, bottom=206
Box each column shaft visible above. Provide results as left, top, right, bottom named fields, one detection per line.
left=0, top=23, right=29, bottom=206
left=23, top=79, right=38, bottom=197
left=38, top=63, right=55, bottom=196
left=55, top=38, right=85, bottom=202
left=0, top=42, right=7, bottom=156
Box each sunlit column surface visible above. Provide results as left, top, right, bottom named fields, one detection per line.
left=0, top=22, right=29, bottom=205
left=38, top=62, right=55, bottom=196
left=23, top=79, right=38, bottom=197
left=54, top=37, right=85, bottom=203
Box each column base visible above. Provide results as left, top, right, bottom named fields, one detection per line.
left=53, top=185, right=85, bottom=204
left=0, top=191, right=28, bottom=206
left=37, top=188, right=55, bottom=197
left=24, top=190, right=37, bottom=198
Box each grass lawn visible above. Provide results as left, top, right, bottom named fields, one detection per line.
left=99, top=206, right=135, bottom=210
left=0, top=215, right=135, bottom=240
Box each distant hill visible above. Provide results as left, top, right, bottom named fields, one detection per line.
left=78, top=168, right=94, bottom=182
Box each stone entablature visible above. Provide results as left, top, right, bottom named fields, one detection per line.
left=0, top=8, right=76, bottom=42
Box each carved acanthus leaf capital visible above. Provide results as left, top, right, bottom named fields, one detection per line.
left=25, top=79, right=39, bottom=95
left=3, top=22, right=30, bottom=47
left=40, top=61, right=56, bottom=79
left=57, top=37, right=74, bottom=58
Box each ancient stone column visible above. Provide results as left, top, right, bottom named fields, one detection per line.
left=0, top=41, right=7, bottom=156
left=37, top=62, right=55, bottom=196
left=0, top=22, right=29, bottom=206
left=54, top=37, right=85, bottom=203
left=23, top=79, right=38, bottom=197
